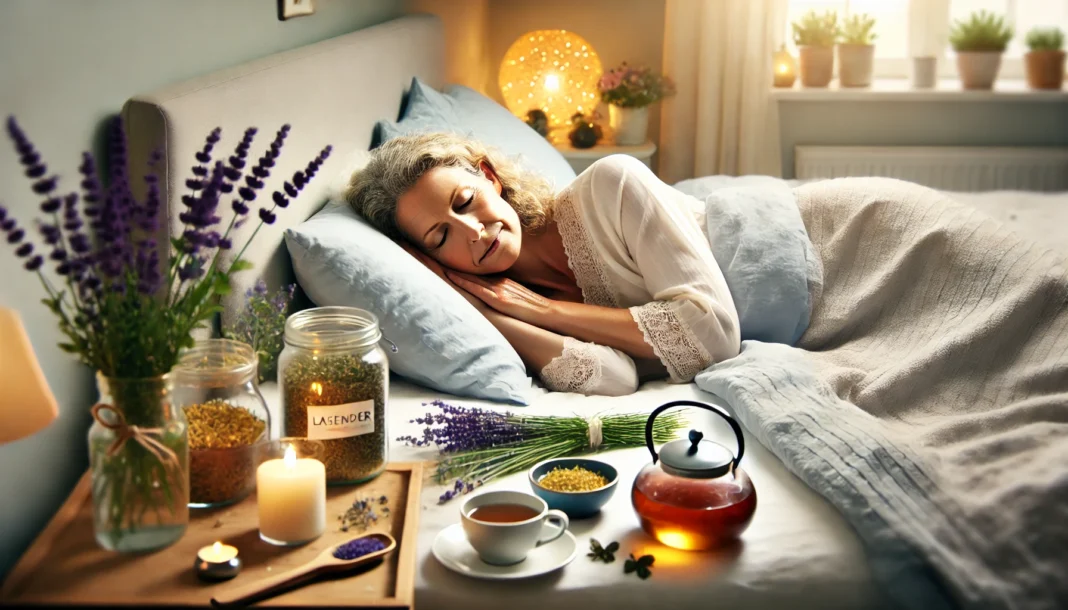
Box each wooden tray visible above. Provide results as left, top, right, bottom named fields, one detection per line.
left=1, top=462, right=423, bottom=608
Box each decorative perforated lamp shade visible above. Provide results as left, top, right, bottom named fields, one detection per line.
left=0, top=307, right=59, bottom=443
left=499, top=30, right=603, bottom=129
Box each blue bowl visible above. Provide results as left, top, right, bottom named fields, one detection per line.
left=528, top=457, right=619, bottom=519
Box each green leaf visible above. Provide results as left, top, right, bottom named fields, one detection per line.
left=637, top=554, right=655, bottom=568
left=623, top=557, right=637, bottom=574
left=212, top=273, right=232, bottom=296
left=590, top=539, right=603, bottom=553
left=637, top=566, right=651, bottom=580
left=605, top=541, right=619, bottom=553
left=57, top=342, right=78, bottom=353
left=228, top=259, right=254, bottom=273
left=171, top=237, right=185, bottom=252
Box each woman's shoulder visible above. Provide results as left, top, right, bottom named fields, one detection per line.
left=561, top=154, right=666, bottom=221
left=569, top=154, right=656, bottom=189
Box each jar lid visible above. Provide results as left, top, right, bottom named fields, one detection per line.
left=284, top=306, right=382, bottom=351
left=657, top=430, right=735, bottom=479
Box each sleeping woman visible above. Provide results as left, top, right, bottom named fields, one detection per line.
left=346, top=131, right=739, bottom=396
left=345, top=131, right=1068, bottom=402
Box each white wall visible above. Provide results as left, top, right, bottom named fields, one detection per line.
left=0, top=0, right=404, bottom=578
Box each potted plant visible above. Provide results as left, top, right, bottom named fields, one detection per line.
left=837, top=13, right=877, bottom=87
left=949, top=10, right=1013, bottom=90
left=1024, top=27, right=1066, bottom=90
left=792, top=10, right=838, bottom=87
left=598, top=63, right=675, bottom=146
left=1, top=117, right=330, bottom=552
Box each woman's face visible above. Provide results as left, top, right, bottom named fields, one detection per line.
left=395, top=162, right=522, bottom=275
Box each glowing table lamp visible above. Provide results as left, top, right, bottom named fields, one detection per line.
left=0, top=307, right=59, bottom=443
left=499, top=29, right=603, bottom=130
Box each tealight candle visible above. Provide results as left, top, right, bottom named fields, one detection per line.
left=257, top=443, right=326, bottom=546
left=194, top=541, right=242, bottom=582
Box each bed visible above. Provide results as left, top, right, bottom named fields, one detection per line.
left=121, top=14, right=1067, bottom=610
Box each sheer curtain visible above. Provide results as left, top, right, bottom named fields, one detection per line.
left=658, top=0, right=788, bottom=182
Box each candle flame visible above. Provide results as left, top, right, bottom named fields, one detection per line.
left=284, top=444, right=297, bottom=467
left=310, top=382, right=323, bottom=396
left=213, top=541, right=222, bottom=553
left=777, top=64, right=788, bottom=74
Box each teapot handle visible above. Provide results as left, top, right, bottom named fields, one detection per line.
left=645, top=400, right=745, bottom=470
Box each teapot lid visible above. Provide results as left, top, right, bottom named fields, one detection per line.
left=658, top=429, right=734, bottom=479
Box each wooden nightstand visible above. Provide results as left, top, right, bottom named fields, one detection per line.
left=554, top=140, right=658, bottom=174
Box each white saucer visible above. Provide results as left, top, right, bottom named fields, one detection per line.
left=431, top=523, right=578, bottom=580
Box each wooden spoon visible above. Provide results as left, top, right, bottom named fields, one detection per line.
left=210, top=533, right=396, bottom=608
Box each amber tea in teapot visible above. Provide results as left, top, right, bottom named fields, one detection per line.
left=632, top=400, right=757, bottom=550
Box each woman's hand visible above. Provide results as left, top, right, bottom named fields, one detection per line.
left=445, top=271, right=555, bottom=325
left=400, top=243, right=487, bottom=312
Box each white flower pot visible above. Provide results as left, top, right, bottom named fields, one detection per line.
left=956, top=52, right=1003, bottom=90
left=609, top=105, right=649, bottom=146
left=837, top=44, right=874, bottom=87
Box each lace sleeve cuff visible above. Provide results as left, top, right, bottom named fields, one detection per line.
left=629, top=301, right=713, bottom=382
left=540, top=337, right=602, bottom=394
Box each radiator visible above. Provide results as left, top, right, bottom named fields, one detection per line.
left=794, top=146, right=1068, bottom=192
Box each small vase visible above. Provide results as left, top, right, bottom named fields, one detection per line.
left=910, top=56, right=938, bottom=89
left=609, top=105, right=649, bottom=146
left=798, top=46, right=834, bottom=87
left=88, top=374, right=189, bottom=552
left=956, top=52, right=1003, bottom=90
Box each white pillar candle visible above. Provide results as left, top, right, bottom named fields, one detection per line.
left=256, top=444, right=326, bottom=545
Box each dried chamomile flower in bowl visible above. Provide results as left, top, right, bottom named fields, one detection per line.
left=529, top=458, right=618, bottom=519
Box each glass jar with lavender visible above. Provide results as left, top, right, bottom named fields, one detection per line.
left=279, top=307, right=389, bottom=484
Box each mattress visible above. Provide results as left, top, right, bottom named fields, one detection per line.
left=262, top=379, right=888, bottom=609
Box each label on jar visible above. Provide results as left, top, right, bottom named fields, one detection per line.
left=306, top=400, right=374, bottom=440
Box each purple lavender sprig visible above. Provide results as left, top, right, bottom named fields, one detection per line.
left=400, top=400, right=688, bottom=503
left=2, top=116, right=331, bottom=379
left=222, top=280, right=296, bottom=383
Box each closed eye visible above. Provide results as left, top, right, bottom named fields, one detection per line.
left=457, top=193, right=474, bottom=211
left=433, top=192, right=474, bottom=249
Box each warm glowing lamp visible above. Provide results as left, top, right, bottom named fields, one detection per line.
left=499, top=29, right=603, bottom=130
left=0, top=307, right=59, bottom=443
left=773, top=44, right=798, bottom=88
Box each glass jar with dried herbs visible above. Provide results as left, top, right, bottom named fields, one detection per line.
left=279, top=306, right=389, bottom=485
left=173, top=339, right=271, bottom=508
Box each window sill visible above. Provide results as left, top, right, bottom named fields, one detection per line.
left=771, top=79, right=1068, bottom=103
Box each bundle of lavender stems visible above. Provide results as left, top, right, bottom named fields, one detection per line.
left=398, top=400, right=687, bottom=503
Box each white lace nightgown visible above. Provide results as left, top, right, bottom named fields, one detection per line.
left=538, top=155, right=740, bottom=396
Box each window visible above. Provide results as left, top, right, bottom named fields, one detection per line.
left=786, top=0, right=1068, bottom=79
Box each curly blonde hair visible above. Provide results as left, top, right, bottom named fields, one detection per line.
left=345, top=132, right=556, bottom=240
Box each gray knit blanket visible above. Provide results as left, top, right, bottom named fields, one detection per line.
left=694, top=178, right=1068, bottom=610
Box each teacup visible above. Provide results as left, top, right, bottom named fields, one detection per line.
left=460, top=490, right=570, bottom=565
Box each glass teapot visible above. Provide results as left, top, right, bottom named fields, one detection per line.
left=631, top=400, right=756, bottom=550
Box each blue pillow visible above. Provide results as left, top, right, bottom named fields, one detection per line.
left=373, top=78, right=576, bottom=189
left=284, top=201, right=532, bottom=404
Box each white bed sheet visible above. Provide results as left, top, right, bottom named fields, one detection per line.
left=262, top=379, right=888, bottom=610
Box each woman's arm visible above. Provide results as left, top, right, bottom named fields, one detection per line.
left=403, top=243, right=641, bottom=394
left=446, top=271, right=656, bottom=359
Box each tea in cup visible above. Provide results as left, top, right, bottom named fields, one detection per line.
left=461, top=490, right=569, bottom=565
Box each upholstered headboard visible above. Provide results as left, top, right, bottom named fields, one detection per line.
left=122, top=14, right=443, bottom=326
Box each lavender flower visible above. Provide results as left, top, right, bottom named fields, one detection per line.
left=333, top=536, right=387, bottom=560
left=397, top=399, right=525, bottom=453
left=223, top=281, right=295, bottom=383
left=2, top=117, right=330, bottom=384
